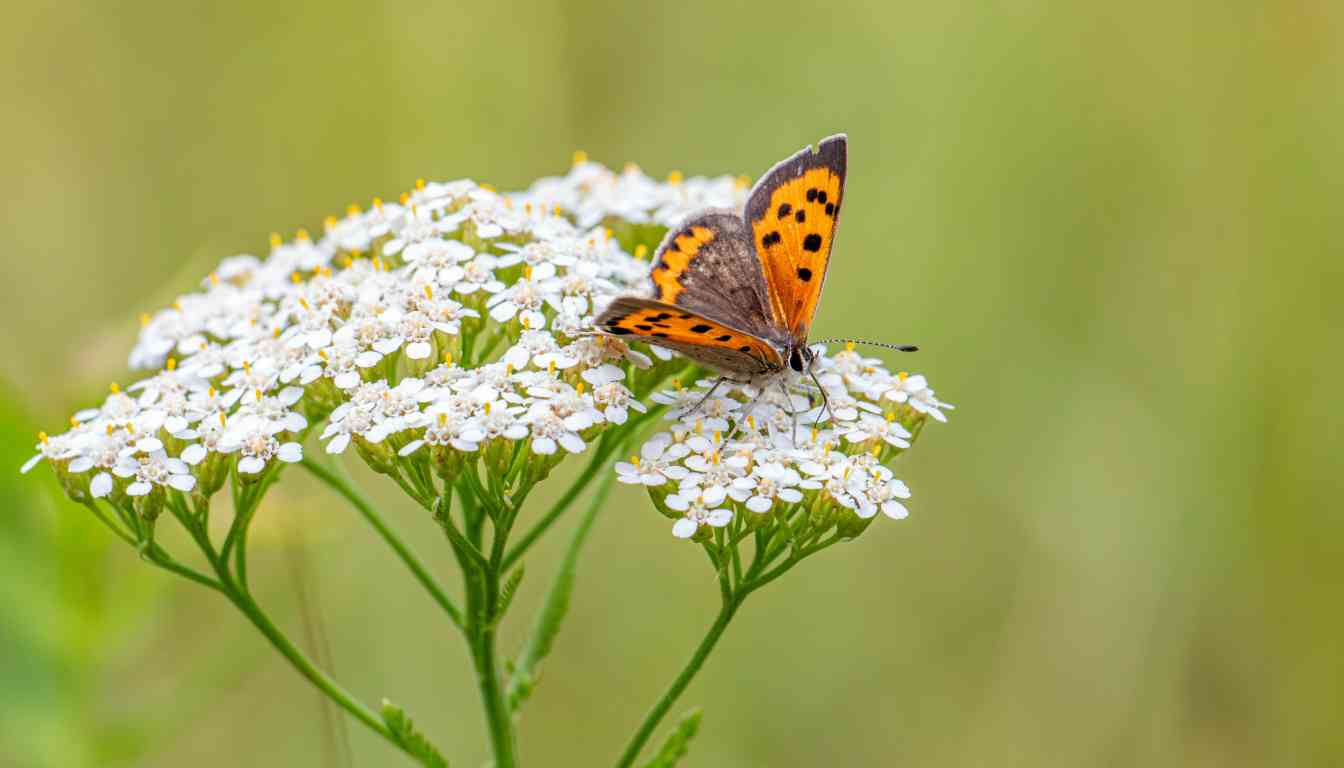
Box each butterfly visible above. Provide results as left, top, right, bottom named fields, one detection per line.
left=594, top=134, right=914, bottom=421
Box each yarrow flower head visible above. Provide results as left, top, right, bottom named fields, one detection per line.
left=24, top=150, right=948, bottom=571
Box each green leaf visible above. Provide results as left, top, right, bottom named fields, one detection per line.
left=640, top=708, right=703, bottom=768
left=495, top=565, right=525, bottom=623
left=381, top=700, right=449, bottom=768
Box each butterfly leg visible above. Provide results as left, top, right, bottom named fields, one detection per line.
left=807, top=369, right=832, bottom=428
left=682, top=375, right=729, bottom=420
left=725, top=385, right=769, bottom=445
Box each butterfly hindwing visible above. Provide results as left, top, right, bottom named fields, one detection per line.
left=648, top=210, right=784, bottom=345
left=594, top=296, right=782, bottom=376
left=744, top=134, right=847, bottom=342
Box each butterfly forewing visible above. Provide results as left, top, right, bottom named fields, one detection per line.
left=744, top=134, right=847, bottom=343
left=647, top=210, right=784, bottom=345
left=594, top=296, right=782, bottom=376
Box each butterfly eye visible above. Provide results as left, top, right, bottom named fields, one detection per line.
left=789, top=348, right=805, bottom=373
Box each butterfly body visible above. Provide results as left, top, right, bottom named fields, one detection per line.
left=595, top=135, right=848, bottom=385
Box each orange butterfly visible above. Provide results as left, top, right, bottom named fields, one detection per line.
left=595, top=135, right=915, bottom=415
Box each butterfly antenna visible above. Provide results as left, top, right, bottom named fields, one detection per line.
left=814, top=338, right=919, bottom=353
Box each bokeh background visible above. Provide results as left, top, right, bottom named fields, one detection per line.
left=4, top=2, right=1342, bottom=766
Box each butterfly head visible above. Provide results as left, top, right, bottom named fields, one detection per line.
left=787, top=344, right=817, bottom=375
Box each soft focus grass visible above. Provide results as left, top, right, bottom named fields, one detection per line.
left=4, top=2, right=1343, bottom=766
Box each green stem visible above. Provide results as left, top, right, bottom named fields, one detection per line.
left=301, top=458, right=464, bottom=629
left=614, top=592, right=739, bottom=768
left=223, top=585, right=397, bottom=747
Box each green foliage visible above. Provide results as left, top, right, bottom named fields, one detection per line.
left=495, top=565, right=525, bottom=625
left=381, top=700, right=449, bottom=768
left=640, top=708, right=702, bottom=768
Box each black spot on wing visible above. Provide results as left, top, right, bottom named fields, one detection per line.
left=825, top=202, right=835, bottom=216
left=607, top=326, right=632, bottom=335
left=806, top=188, right=818, bottom=202
left=797, top=267, right=813, bottom=282
left=817, top=190, right=828, bottom=204
left=715, top=334, right=731, bottom=342
left=738, top=345, right=753, bottom=353
left=776, top=202, right=791, bottom=219
left=635, top=324, right=653, bottom=331
left=689, top=324, right=712, bottom=334
left=761, top=231, right=781, bottom=248
left=803, top=234, right=823, bottom=252
left=795, top=209, right=806, bottom=223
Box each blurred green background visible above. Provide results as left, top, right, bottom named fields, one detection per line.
left=4, top=1, right=1342, bottom=766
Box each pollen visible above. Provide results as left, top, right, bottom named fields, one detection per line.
left=109, top=382, right=120, bottom=394
left=898, top=371, right=908, bottom=381
left=292, top=272, right=304, bottom=285
left=871, top=445, right=881, bottom=457
left=219, top=413, right=227, bottom=427
left=399, top=192, right=410, bottom=206
left=415, top=178, right=426, bottom=190
left=484, top=401, right=492, bottom=415
left=576, top=381, right=585, bottom=395
left=38, top=431, right=49, bottom=444
left=346, top=203, right=361, bottom=216
left=437, top=413, right=447, bottom=426
left=734, top=175, right=750, bottom=189
left=372, top=197, right=383, bottom=210
left=547, top=360, right=556, bottom=375
left=713, top=430, right=722, bottom=445
left=166, top=357, right=177, bottom=371
left=506, top=363, right=515, bottom=376
left=317, top=349, right=328, bottom=360
left=523, top=265, right=534, bottom=280
left=423, top=285, right=434, bottom=300
left=667, top=170, right=683, bottom=185
left=269, top=232, right=283, bottom=248
left=209, top=272, right=220, bottom=285
left=845, top=341, right=856, bottom=352
left=68, top=416, right=78, bottom=428
left=442, top=351, right=453, bottom=366
left=634, top=244, right=648, bottom=260
left=572, top=149, right=588, bottom=166
left=629, top=455, right=640, bottom=467
left=139, top=312, right=151, bottom=327
left=324, top=215, right=337, bottom=231
left=885, top=411, right=895, bottom=423
left=603, top=228, right=612, bottom=241
left=296, top=228, right=310, bottom=242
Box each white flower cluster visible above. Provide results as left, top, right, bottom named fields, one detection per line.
left=617, top=345, right=952, bottom=539
left=24, top=158, right=742, bottom=503
left=24, top=153, right=949, bottom=542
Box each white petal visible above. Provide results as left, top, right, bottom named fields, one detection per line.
left=778, top=488, right=804, bottom=504
left=882, top=500, right=909, bottom=520
left=406, top=341, right=432, bottom=360
left=126, top=481, right=153, bottom=496
left=276, top=443, right=303, bottom=463
left=20, top=453, right=43, bottom=474
left=672, top=518, right=698, bottom=538
left=181, top=444, right=208, bottom=465
left=532, top=437, right=557, bottom=455
left=559, top=432, right=586, bottom=453
left=706, top=509, right=733, bottom=527
left=68, top=457, right=95, bottom=473
left=238, top=456, right=266, bottom=474
left=168, top=474, right=196, bottom=492
left=398, top=439, right=426, bottom=457
left=665, top=495, right=689, bottom=512
left=326, top=433, right=351, bottom=455
left=746, top=496, right=773, bottom=513
left=701, top=485, right=727, bottom=505
left=90, top=472, right=113, bottom=497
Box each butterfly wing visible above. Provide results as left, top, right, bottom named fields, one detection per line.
left=647, top=210, right=786, bottom=346
left=744, top=134, right=847, bottom=343
left=594, top=296, right=783, bottom=376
